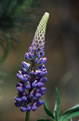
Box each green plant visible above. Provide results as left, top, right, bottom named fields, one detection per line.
left=37, top=89, right=79, bottom=121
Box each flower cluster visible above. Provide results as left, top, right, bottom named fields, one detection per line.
left=15, top=12, right=49, bottom=112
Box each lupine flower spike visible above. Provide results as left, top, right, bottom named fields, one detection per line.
left=15, top=12, right=49, bottom=117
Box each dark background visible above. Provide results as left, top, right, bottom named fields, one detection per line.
left=0, top=0, right=79, bottom=121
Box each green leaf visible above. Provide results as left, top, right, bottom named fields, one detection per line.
left=42, top=96, right=55, bottom=120
left=42, top=96, right=48, bottom=109
left=53, top=88, right=60, bottom=120
left=37, top=119, right=50, bottom=121
left=59, top=104, right=79, bottom=121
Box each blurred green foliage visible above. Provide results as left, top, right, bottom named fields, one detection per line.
left=0, top=0, right=34, bottom=29
left=0, top=0, right=36, bottom=64
left=0, top=33, right=11, bottom=63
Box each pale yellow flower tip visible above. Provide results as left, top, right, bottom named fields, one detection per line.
left=44, top=12, right=50, bottom=17
left=32, top=12, right=50, bottom=49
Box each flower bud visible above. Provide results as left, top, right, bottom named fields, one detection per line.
left=15, top=101, right=21, bottom=107
left=38, top=57, right=47, bottom=64
left=16, top=73, right=24, bottom=81
left=37, top=82, right=44, bottom=87
left=30, top=71, right=35, bottom=76
left=40, top=87, right=46, bottom=92
left=41, top=77, right=47, bottom=83
left=35, top=93, right=41, bottom=98
left=38, top=65, right=45, bottom=69
left=29, top=52, right=35, bottom=59
left=21, top=61, right=30, bottom=72
left=40, top=70, right=47, bottom=76
left=15, top=97, right=22, bottom=102
left=32, top=80, right=37, bottom=88
left=32, top=103, right=37, bottom=111
left=26, top=82, right=31, bottom=90
left=20, top=107, right=26, bottom=112
left=35, top=70, right=41, bottom=76
left=37, top=100, right=44, bottom=107
left=26, top=105, right=31, bottom=111
left=24, top=52, right=30, bottom=60
left=17, top=86, right=24, bottom=92
left=22, top=96, right=27, bottom=101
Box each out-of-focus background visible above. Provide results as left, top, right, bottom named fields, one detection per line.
left=0, top=0, right=79, bottom=121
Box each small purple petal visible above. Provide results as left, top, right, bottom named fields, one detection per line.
left=32, top=105, right=37, bottom=111
left=41, top=77, right=47, bottom=83
left=21, top=61, right=30, bottom=72
left=37, top=100, right=44, bottom=107
left=17, top=86, right=24, bottom=92
left=26, top=85, right=31, bottom=90
left=37, top=82, right=44, bottom=87
left=29, top=91, right=34, bottom=98
left=15, top=101, right=22, bottom=107
left=15, top=97, right=22, bottom=102
left=35, top=58, right=39, bottom=63
left=23, top=74, right=29, bottom=78
left=30, top=71, right=35, bottom=76
left=38, top=65, right=46, bottom=69
left=38, top=57, right=47, bottom=64
left=35, top=70, right=41, bottom=76
left=40, top=87, right=46, bottom=92
left=16, top=73, right=24, bottom=81
left=41, top=91, right=46, bottom=95
left=24, top=52, right=30, bottom=60
left=26, top=82, right=31, bottom=90
left=35, top=93, right=41, bottom=98
left=42, top=57, right=47, bottom=64
left=23, top=74, right=29, bottom=82
left=29, top=52, right=35, bottom=59
left=32, top=80, right=37, bottom=88
left=22, top=96, right=27, bottom=101
left=20, top=107, right=26, bottom=112
left=16, top=73, right=29, bottom=82
left=40, top=71, right=47, bottom=76
left=37, top=57, right=43, bottom=64
left=32, top=96, right=38, bottom=101
left=26, top=105, right=31, bottom=111
left=29, top=46, right=33, bottom=52
left=23, top=77, right=29, bottom=82
left=32, top=83, right=37, bottom=88
left=39, top=51, right=45, bottom=57
left=29, top=94, right=33, bottom=98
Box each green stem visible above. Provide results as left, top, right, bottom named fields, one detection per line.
left=25, top=111, right=30, bottom=121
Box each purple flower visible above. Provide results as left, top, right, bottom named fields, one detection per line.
left=15, top=12, right=49, bottom=112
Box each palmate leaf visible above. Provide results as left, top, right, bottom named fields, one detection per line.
left=53, top=88, right=60, bottom=120
left=59, top=104, right=79, bottom=121
left=42, top=96, right=55, bottom=120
